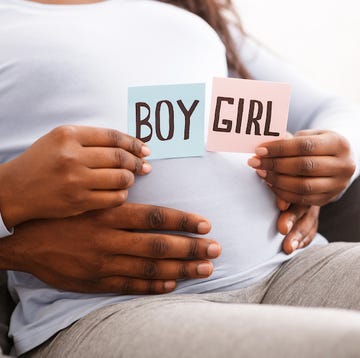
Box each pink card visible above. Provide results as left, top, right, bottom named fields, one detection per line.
left=206, top=77, right=291, bottom=153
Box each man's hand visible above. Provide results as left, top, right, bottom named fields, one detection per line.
left=0, top=126, right=151, bottom=227
left=248, top=130, right=356, bottom=206
left=0, top=203, right=221, bottom=294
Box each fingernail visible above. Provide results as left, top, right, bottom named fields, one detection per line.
left=120, top=190, right=128, bottom=201
left=286, top=221, right=293, bottom=234
left=141, top=145, right=151, bottom=157
left=142, top=163, right=152, bottom=174
left=197, top=263, right=213, bottom=276
left=248, top=157, right=261, bottom=168
left=207, top=243, right=221, bottom=258
left=256, top=169, right=267, bottom=178
left=198, top=221, right=211, bottom=234
left=255, top=147, right=268, bottom=156
left=291, top=240, right=299, bottom=251
left=164, top=281, right=176, bottom=291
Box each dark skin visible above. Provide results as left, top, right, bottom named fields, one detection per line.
left=249, top=130, right=355, bottom=206
left=249, top=130, right=355, bottom=252
left=0, top=203, right=221, bottom=294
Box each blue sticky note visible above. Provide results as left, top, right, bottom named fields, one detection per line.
left=128, top=83, right=205, bottom=160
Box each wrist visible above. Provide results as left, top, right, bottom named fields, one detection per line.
left=0, top=162, right=28, bottom=227
left=0, top=235, right=19, bottom=270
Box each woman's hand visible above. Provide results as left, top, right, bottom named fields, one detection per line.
left=248, top=130, right=356, bottom=207
left=276, top=197, right=320, bottom=254
left=0, top=125, right=151, bottom=227
left=0, top=203, right=221, bottom=294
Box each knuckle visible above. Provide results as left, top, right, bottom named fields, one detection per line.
left=187, top=238, right=199, bottom=258
left=56, top=149, right=79, bottom=170
left=178, top=263, right=189, bottom=279
left=147, top=208, right=165, bottom=229
left=133, top=158, right=143, bottom=173
left=148, top=280, right=158, bottom=294
left=91, top=231, right=109, bottom=251
left=294, top=229, right=305, bottom=240
left=113, top=149, right=126, bottom=167
left=266, top=159, right=277, bottom=170
left=150, top=237, right=169, bottom=258
left=298, top=138, right=315, bottom=154
left=107, top=129, right=124, bottom=147
left=177, top=215, right=189, bottom=231
left=130, top=137, right=142, bottom=155
left=62, top=171, right=80, bottom=187
left=275, top=142, right=286, bottom=155
left=119, top=277, right=133, bottom=294
left=299, top=158, right=316, bottom=174
left=143, top=260, right=159, bottom=279
left=298, top=179, right=313, bottom=194
left=52, top=125, right=78, bottom=141
left=91, top=257, right=106, bottom=274
left=63, top=189, right=87, bottom=207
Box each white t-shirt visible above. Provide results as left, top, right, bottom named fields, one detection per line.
left=0, top=0, right=359, bottom=355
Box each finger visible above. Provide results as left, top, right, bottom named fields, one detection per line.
left=103, top=231, right=221, bottom=259
left=255, top=131, right=339, bottom=158
left=80, top=147, right=152, bottom=175
left=98, top=203, right=212, bottom=234
left=277, top=204, right=308, bottom=235
left=85, top=169, right=135, bottom=190
left=263, top=172, right=345, bottom=197
left=282, top=206, right=320, bottom=254
left=81, top=190, right=129, bottom=211
left=64, top=125, right=150, bottom=157
left=276, top=197, right=291, bottom=211
left=298, top=225, right=318, bottom=249
left=249, top=156, right=343, bottom=177
left=98, top=256, right=214, bottom=280
left=272, top=186, right=340, bottom=206
left=59, top=276, right=177, bottom=294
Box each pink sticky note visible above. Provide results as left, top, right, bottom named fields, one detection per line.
left=206, top=77, right=291, bottom=153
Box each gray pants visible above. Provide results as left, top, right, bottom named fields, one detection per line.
left=24, top=243, right=360, bottom=358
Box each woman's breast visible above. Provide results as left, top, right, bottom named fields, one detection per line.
left=0, top=0, right=228, bottom=160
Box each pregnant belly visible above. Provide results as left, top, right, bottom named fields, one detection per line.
left=128, top=152, right=285, bottom=290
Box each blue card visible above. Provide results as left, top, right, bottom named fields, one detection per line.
left=128, top=83, right=205, bottom=160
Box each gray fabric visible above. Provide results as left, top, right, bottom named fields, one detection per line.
left=23, top=242, right=360, bottom=358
